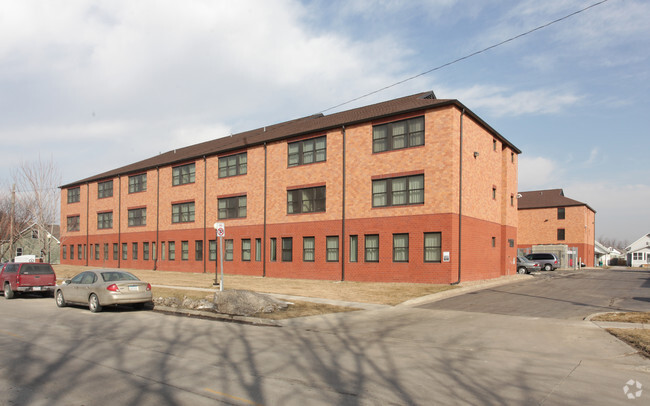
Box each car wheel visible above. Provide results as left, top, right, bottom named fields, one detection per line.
left=4, top=283, right=14, bottom=299
left=89, top=293, right=102, bottom=313
left=55, top=290, right=66, bottom=307
left=544, top=264, right=552, bottom=272
left=517, top=267, right=528, bottom=274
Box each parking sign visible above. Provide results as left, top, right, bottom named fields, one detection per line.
left=214, top=222, right=225, bottom=237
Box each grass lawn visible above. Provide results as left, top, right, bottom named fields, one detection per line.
left=592, top=312, right=650, bottom=358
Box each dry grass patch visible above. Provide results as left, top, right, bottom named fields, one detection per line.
left=55, top=265, right=456, bottom=305
left=591, top=312, right=650, bottom=324
left=151, top=287, right=359, bottom=320
left=607, top=329, right=650, bottom=358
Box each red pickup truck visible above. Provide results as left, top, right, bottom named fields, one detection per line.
left=0, top=262, right=57, bottom=299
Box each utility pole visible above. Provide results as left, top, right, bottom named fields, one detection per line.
left=9, top=183, right=15, bottom=261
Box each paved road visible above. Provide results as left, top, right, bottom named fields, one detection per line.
left=418, top=268, right=650, bottom=320
left=0, top=269, right=649, bottom=405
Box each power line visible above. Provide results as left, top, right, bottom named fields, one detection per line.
left=319, top=0, right=611, bottom=114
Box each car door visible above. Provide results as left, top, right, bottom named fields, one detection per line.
left=66, top=272, right=95, bottom=303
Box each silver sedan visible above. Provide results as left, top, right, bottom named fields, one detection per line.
left=55, top=269, right=152, bottom=312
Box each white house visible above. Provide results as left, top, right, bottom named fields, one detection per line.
left=595, top=240, right=623, bottom=266
left=626, top=234, right=650, bottom=267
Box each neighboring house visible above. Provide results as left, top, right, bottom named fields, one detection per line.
left=517, top=189, right=596, bottom=267
left=595, top=240, right=623, bottom=266
left=626, top=234, right=650, bottom=267
left=59, top=91, right=521, bottom=284
left=0, top=223, right=61, bottom=264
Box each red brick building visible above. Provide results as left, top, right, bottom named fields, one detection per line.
left=517, top=189, right=596, bottom=267
left=60, top=92, right=521, bottom=283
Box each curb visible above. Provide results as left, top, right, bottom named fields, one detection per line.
left=153, top=305, right=282, bottom=327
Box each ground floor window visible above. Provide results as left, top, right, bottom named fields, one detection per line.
left=143, top=242, right=150, bottom=260
left=365, top=235, right=379, bottom=262
left=282, top=237, right=293, bottom=262
left=424, top=232, right=441, bottom=262
left=349, top=235, right=358, bottom=262
left=242, top=239, right=251, bottom=261
left=327, top=236, right=339, bottom=262
left=303, top=237, right=315, bottom=262
left=168, top=241, right=175, bottom=261
left=270, top=238, right=277, bottom=262
left=181, top=241, right=189, bottom=261
left=225, top=239, right=233, bottom=261
left=393, top=234, right=408, bottom=262
left=195, top=240, right=203, bottom=261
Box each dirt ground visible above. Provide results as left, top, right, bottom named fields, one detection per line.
left=53, top=264, right=457, bottom=306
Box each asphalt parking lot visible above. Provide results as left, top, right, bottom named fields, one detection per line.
left=418, top=267, right=650, bottom=320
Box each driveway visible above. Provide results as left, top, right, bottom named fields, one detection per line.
left=418, top=268, right=650, bottom=320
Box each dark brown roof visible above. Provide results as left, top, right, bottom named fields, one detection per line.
left=518, top=189, right=595, bottom=213
left=61, top=91, right=521, bottom=188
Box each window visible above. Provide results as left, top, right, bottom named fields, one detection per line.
left=270, top=238, right=277, bottom=262
left=122, top=243, right=127, bottom=260
left=98, top=180, right=113, bottom=198
left=70, top=245, right=74, bottom=259
left=424, top=232, right=441, bottom=262
left=557, top=228, right=565, bottom=241
left=365, top=235, right=379, bottom=262
left=209, top=240, right=217, bottom=261
left=172, top=163, right=195, bottom=186
left=195, top=240, right=203, bottom=261
left=511, top=194, right=514, bottom=207
left=255, top=238, right=262, bottom=262
left=168, top=241, right=175, bottom=260
left=287, top=186, right=326, bottom=214
left=492, top=237, right=496, bottom=247
left=373, top=116, right=424, bottom=153
left=372, top=175, right=424, bottom=207
left=62, top=246, right=67, bottom=260
left=67, top=216, right=80, bottom=232
left=508, top=239, right=515, bottom=248
left=152, top=242, right=157, bottom=261
left=67, top=187, right=80, bottom=203
left=128, top=208, right=147, bottom=227
left=225, top=239, right=233, bottom=261
left=303, top=237, right=315, bottom=262
left=492, top=187, right=497, bottom=200
left=79, top=244, right=83, bottom=260
left=327, top=236, right=339, bottom=262
left=113, top=243, right=118, bottom=260
left=143, top=242, right=150, bottom=260
left=132, top=243, right=138, bottom=260
left=103, top=244, right=108, bottom=260
left=161, top=242, right=166, bottom=261
left=349, top=235, right=358, bottom=262
left=97, top=212, right=113, bottom=229
left=288, top=136, right=326, bottom=167
left=282, top=237, right=293, bottom=262
left=219, top=152, right=247, bottom=178
left=94, top=244, right=100, bottom=260
left=181, top=241, right=189, bottom=260
left=393, top=234, right=409, bottom=262
left=558, top=207, right=565, bottom=220
left=15, top=247, right=23, bottom=257
left=172, top=202, right=195, bottom=223
left=493, top=139, right=497, bottom=151
left=242, top=239, right=251, bottom=261
left=218, top=195, right=247, bottom=219
left=129, top=173, right=147, bottom=193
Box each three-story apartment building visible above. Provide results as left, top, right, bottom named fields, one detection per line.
left=60, top=92, right=520, bottom=283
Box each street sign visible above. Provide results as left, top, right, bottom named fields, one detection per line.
left=214, top=222, right=225, bottom=237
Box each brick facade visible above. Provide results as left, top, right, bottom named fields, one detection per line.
left=60, top=92, right=520, bottom=284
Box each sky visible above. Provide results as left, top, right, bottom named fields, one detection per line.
left=0, top=0, right=648, bottom=244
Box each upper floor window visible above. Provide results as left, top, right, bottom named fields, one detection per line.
left=373, top=116, right=424, bottom=153
left=67, top=187, right=80, bottom=203
left=128, top=208, right=147, bottom=227
left=372, top=174, right=424, bottom=207
left=67, top=216, right=80, bottom=232
left=287, top=186, right=326, bottom=214
left=172, top=163, right=195, bottom=186
left=98, top=180, right=113, bottom=199
left=129, top=173, right=147, bottom=193
left=219, top=152, right=247, bottom=178
left=218, top=195, right=247, bottom=219
left=557, top=207, right=565, bottom=220
left=97, top=212, right=113, bottom=229
left=172, top=202, right=195, bottom=223
left=288, top=136, right=326, bottom=167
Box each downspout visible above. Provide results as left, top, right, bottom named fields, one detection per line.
left=452, top=108, right=466, bottom=285
left=263, top=142, right=268, bottom=277
left=341, top=126, right=346, bottom=281
left=117, top=177, right=121, bottom=269
left=203, top=156, right=207, bottom=273
left=86, top=182, right=90, bottom=266
left=154, top=168, right=159, bottom=270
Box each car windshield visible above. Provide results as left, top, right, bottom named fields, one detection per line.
left=100, top=271, right=140, bottom=282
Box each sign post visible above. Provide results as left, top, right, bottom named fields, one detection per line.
left=213, top=222, right=225, bottom=291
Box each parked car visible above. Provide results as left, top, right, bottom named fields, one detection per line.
left=55, top=269, right=152, bottom=313
left=0, top=262, right=57, bottom=299
left=517, top=256, right=541, bottom=274
left=525, top=253, right=559, bottom=271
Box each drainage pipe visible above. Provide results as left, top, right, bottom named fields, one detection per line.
left=452, top=108, right=466, bottom=285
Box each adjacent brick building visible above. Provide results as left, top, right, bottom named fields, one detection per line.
left=517, top=189, right=595, bottom=267
left=60, top=92, right=521, bottom=283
